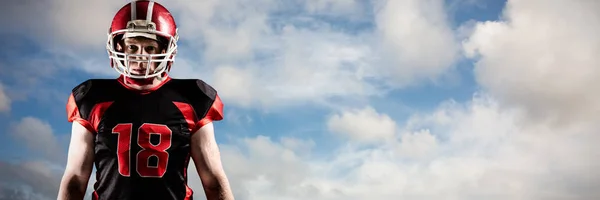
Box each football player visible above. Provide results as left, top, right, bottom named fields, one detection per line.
left=57, top=1, right=235, bottom=200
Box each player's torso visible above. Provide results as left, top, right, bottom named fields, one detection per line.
left=83, top=79, right=199, bottom=200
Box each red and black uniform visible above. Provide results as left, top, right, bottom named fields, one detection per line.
left=66, top=76, right=224, bottom=200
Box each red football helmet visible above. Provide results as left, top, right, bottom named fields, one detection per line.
left=106, top=0, right=179, bottom=79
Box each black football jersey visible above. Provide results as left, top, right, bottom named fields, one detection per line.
left=66, top=76, right=224, bottom=200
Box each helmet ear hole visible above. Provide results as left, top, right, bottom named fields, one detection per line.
left=156, top=37, right=169, bottom=51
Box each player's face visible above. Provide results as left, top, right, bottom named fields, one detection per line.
left=119, top=37, right=165, bottom=76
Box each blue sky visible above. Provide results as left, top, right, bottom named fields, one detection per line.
left=1, top=0, right=599, bottom=200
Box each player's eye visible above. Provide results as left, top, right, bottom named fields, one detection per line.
left=126, top=45, right=138, bottom=52
left=145, top=46, right=157, bottom=53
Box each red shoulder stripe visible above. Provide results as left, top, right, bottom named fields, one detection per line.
left=66, top=93, right=95, bottom=133
left=89, top=102, right=114, bottom=133
left=172, top=102, right=197, bottom=132
left=195, top=94, right=224, bottom=132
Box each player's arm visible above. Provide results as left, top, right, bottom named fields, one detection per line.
left=58, top=91, right=96, bottom=200
left=57, top=121, right=95, bottom=200
left=191, top=122, right=234, bottom=200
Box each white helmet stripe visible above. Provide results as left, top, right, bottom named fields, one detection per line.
left=146, top=1, right=154, bottom=23
left=130, top=1, right=136, bottom=21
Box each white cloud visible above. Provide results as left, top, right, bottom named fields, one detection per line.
left=225, top=108, right=254, bottom=126
left=168, top=0, right=277, bottom=63
left=202, top=0, right=462, bottom=108
left=0, top=116, right=94, bottom=200
left=0, top=0, right=123, bottom=51
left=463, top=0, right=600, bottom=125
left=0, top=83, right=10, bottom=113
left=210, top=26, right=383, bottom=109
left=327, top=106, right=397, bottom=143
left=394, top=129, right=437, bottom=159
left=373, top=0, right=460, bottom=87
left=212, top=65, right=268, bottom=108
left=186, top=136, right=316, bottom=200
left=0, top=161, right=62, bottom=199
left=304, top=0, right=364, bottom=18
left=202, top=94, right=600, bottom=200
left=0, top=0, right=202, bottom=79
left=9, top=117, right=63, bottom=160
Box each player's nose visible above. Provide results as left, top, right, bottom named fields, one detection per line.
left=131, top=51, right=150, bottom=61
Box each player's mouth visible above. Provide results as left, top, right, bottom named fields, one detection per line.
left=130, top=69, right=147, bottom=75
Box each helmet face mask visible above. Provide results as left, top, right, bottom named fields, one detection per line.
left=106, top=1, right=179, bottom=79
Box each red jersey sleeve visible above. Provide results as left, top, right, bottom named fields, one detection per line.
left=194, top=94, right=224, bottom=131
left=66, top=93, right=95, bottom=133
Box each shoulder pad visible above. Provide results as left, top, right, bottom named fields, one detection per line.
left=168, top=79, right=218, bottom=100
left=194, top=79, right=218, bottom=100
left=67, top=79, right=96, bottom=132
left=67, top=79, right=118, bottom=132
left=168, top=79, right=223, bottom=129
left=71, top=79, right=93, bottom=101
left=71, top=79, right=118, bottom=104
